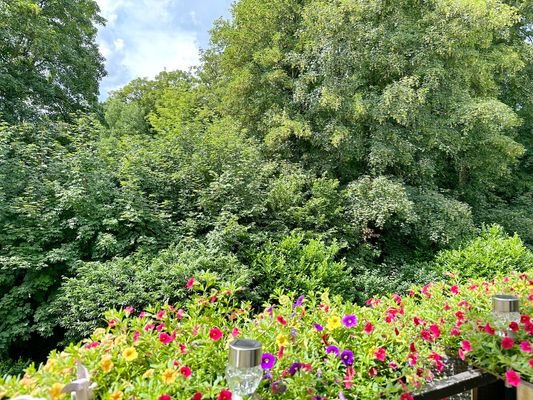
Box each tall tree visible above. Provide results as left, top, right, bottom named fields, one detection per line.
left=0, top=0, right=105, bottom=123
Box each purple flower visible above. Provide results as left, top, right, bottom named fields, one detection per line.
left=313, top=323, right=324, bottom=331
left=271, top=381, right=287, bottom=394
left=340, top=349, right=354, bottom=366
left=261, top=353, right=276, bottom=369
left=338, top=392, right=346, bottom=400
left=326, top=345, right=340, bottom=356
left=288, top=362, right=303, bottom=376
left=293, top=295, right=305, bottom=308
left=266, top=306, right=275, bottom=316
left=290, top=328, right=297, bottom=338
left=263, top=371, right=273, bottom=381
left=342, top=314, right=358, bottom=328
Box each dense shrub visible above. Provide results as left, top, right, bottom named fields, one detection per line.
left=49, top=241, right=251, bottom=342
left=435, top=225, right=533, bottom=279
left=2, top=273, right=531, bottom=399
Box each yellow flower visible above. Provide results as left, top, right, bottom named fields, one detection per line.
left=48, top=382, right=65, bottom=400
left=326, top=315, right=341, bottom=330
left=161, top=368, right=177, bottom=385
left=93, top=327, right=107, bottom=338
left=100, top=355, right=114, bottom=373
left=122, top=347, right=138, bottom=362
left=43, top=358, right=58, bottom=372
left=114, top=335, right=127, bottom=346
left=276, top=333, right=289, bottom=347
left=142, top=368, right=155, bottom=379
left=279, top=295, right=290, bottom=305
left=110, top=390, right=123, bottom=400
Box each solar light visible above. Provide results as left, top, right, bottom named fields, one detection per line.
left=226, top=339, right=263, bottom=400
left=492, top=294, right=520, bottom=337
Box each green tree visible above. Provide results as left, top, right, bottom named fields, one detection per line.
left=0, top=0, right=105, bottom=123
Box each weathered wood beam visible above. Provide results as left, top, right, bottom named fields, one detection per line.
left=413, top=369, right=498, bottom=400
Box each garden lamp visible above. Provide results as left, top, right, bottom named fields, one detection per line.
left=61, top=362, right=95, bottom=400
left=492, top=294, right=520, bottom=337
left=226, top=339, right=263, bottom=400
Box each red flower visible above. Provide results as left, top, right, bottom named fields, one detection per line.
left=501, top=337, right=515, bottom=350
left=509, top=321, right=519, bottom=332
left=186, top=277, right=196, bottom=289
left=407, top=353, right=417, bottom=366
left=179, top=344, right=187, bottom=354
left=505, top=370, right=521, bottom=387
left=400, top=394, right=414, bottom=400
left=192, top=393, right=202, bottom=400
left=364, top=322, right=374, bottom=334
left=483, top=323, right=495, bottom=335
left=429, top=324, right=441, bottom=339
left=218, top=389, right=232, bottom=400
left=159, top=395, right=171, bottom=400
left=450, top=285, right=459, bottom=295
left=450, top=326, right=461, bottom=336
left=521, top=315, right=531, bottom=324
left=520, top=341, right=532, bottom=353
left=277, top=345, right=284, bottom=360
left=180, top=365, right=192, bottom=378
left=209, top=327, right=223, bottom=341
left=276, top=316, right=287, bottom=326
left=231, top=327, right=240, bottom=338
left=529, top=359, right=533, bottom=368
left=368, top=367, right=378, bottom=377
left=458, top=348, right=466, bottom=361
left=156, top=310, right=166, bottom=320
left=413, top=317, right=424, bottom=326
left=374, top=347, right=387, bottom=362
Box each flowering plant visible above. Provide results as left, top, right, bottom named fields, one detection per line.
left=1, top=271, right=531, bottom=400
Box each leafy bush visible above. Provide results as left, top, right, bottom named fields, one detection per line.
left=249, top=232, right=353, bottom=302
left=49, top=241, right=251, bottom=342
left=435, top=225, right=533, bottom=278
left=2, top=273, right=531, bottom=399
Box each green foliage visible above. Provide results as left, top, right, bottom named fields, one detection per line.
left=50, top=241, right=251, bottom=342
left=435, top=225, right=533, bottom=278
left=0, top=0, right=105, bottom=122
left=250, top=232, right=352, bottom=302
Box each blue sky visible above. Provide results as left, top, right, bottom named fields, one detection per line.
left=95, top=0, right=234, bottom=99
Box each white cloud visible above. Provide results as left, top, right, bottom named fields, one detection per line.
left=95, top=0, right=127, bottom=25
left=113, top=38, right=125, bottom=51
left=120, top=31, right=199, bottom=79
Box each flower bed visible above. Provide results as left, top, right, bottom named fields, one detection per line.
left=1, top=272, right=531, bottom=400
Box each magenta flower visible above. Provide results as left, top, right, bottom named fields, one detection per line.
left=313, top=323, right=324, bottom=331
left=340, top=349, right=354, bottom=366
left=159, top=333, right=174, bottom=345
left=505, top=369, right=521, bottom=387
left=186, top=277, right=196, bottom=289
left=501, top=337, right=515, bottom=350
left=374, top=347, right=386, bottom=362
left=288, top=362, right=303, bottom=376
left=209, top=327, right=223, bottom=341
left=261, top=353, right=276, bottom=369
left=520, top=341, right=532, bottom=353
left=342, top=314, right=358, bottom=328
left=364, top=322, right=374, bottom=334
left=326, top=345, right=340, bottom=356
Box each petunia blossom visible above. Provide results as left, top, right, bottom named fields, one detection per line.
left=218, top=389, right=232, bottom=400
left=505, top=370, right=521, bottom=387
left=501, top=337, right=515, bottom=350
left=186, top=277, right=196, bottom=289
left=209, top=327, right=223, bottom=341
left=342, top=314, right=358, bottom=328
left=340, top=349, right=354, bottom=366
left=520, top=341, right=532, bottom=353
left=326, top=345, right=340, bottom=356
left=261, top=353, right=276, bottom=369
left=374, top=347, right=386, bottom=362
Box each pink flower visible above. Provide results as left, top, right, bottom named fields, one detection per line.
left=159, top=395, right=171, bottom=400
left=209, top=327, right=223, bottom=341
left=458, top=348, right=466, bottom=361
left=407, top=353, right=417, bottom=366
left=520, top=341, right=532, bottom=353
left=521, top=315, right=531, bottom=324
left=450, top=285, right=459, bottom=295
left=159, top=333, right=174, bottom=345
left=505, top=370, right=521, bottom=387
left=139, top=311, right=147, bottom=318
left=509, top=321, right=519, bottom=332
left=124, top=306, right=134, bottom=316
left=156, top=323, right=166, bottom=331
left=132, top=330, right=140, bottom=342
left=429, top=324, right=441, bottom=339
left=374, top=347, right=387, bottom=362
left=409, top=342, right=417, bottom=353
left=218, top=389, right=232, bottom=400
left=501, top=337, right=515, bottom=350
left=450, top=326, right=461, bottom=336
left=364, top=322, right=374, bottom=334
left=186, top=277, right=196, bottom=289
left=84, top=341, right=99, bottom=349
left=276, top=316, right=287, bottom=326
left=180, top=365, right=192, bottom=378
left=400, top=394, right=414, bottom=400
left=179, top=344, right=187, bottom=354
left=413, top=317, right=424, bottom=326
left=156, top=310, right=166, bottom=320
left=368, top=367, right=378, bottom=377
left=231, top=327, right=240, bottom=338
left=192, top=393, right=202, bottom=400
left=529, top=359, right=533, bottom=368
left=108, top=319, right=118, bottom=328
left=176, top=309, right=185, bottom=320
left=483, top=323, right=495, bottom=335
left=461, top=340, right=472, bottom=352
left=144, top=323, right=155, bottom=331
